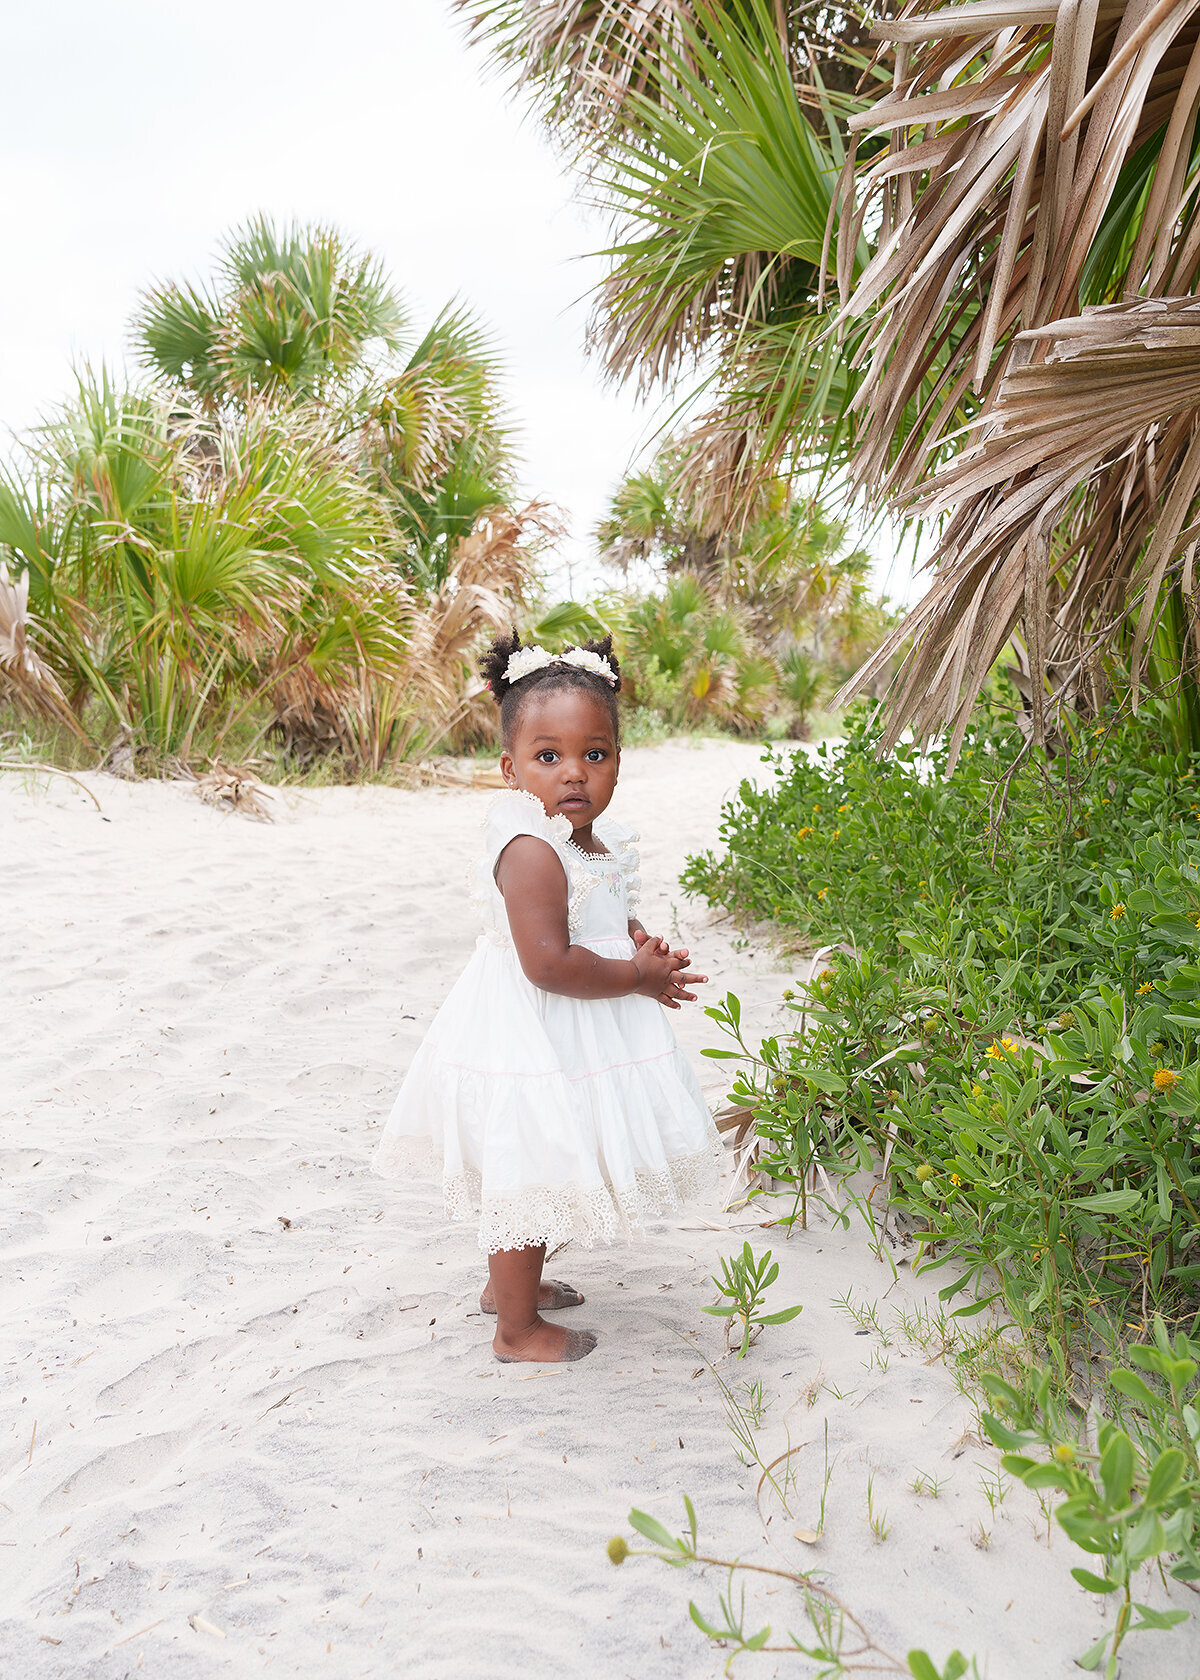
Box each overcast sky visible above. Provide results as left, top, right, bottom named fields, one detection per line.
left=3, top=1, right=921, bottom=603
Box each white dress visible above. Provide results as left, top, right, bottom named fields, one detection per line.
left=374, top=789, right=722, bottom=1253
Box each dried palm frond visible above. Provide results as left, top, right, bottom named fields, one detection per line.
left=840, top=298, right=1200, bottom=759
left=833, top=0, right=1200, bottom=752
left=192, top=764, right=274, bottom=821
left=0, top=566, right=89, bottom=739
left=344, top=502, right=564, bottom=771
left=457, top=1, right=706, bottom=144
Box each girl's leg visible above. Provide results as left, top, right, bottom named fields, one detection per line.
left=487, top=1245, right=597, bottom=1363
left=479, top=1273, right=585, bottom=1314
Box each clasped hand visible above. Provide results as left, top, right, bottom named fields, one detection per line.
left=631, top=928, right=708, bottom=1009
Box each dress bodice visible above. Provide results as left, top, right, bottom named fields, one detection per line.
left=475, top=789, right=641, bottom=947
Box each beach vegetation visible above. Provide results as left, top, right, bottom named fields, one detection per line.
left=684, top=705, right=1200, bottom=1663
left=703, top=1240, right=803, bottom=1358
left=608, top=1496, right=976, bottom=1678
left=0, top=219, right=553, bottom=778
left=594, top=450, right=896, bottom=740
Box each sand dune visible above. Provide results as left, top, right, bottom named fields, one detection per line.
left=3, top=741, right=1193, bottom=1678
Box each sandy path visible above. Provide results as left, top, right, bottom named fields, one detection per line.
left=2, top=741, right=1192, bottom=1679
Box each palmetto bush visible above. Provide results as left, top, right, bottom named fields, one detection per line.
left=1, top=219, right=544, bottom=773
left=597, top=443, right=896, bottom=734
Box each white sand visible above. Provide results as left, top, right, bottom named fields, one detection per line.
left=3, top=740, right=1194, bottom=1679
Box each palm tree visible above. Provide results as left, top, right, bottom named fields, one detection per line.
left=133, top=216, right=517, bottom=585
left=469, top=1, right=1200, bottom=759
left=463, top=0, right=867, bottom=522
left=828, top=3, right=1200, bottom=760
left=598, top=442, right=878, bottom=643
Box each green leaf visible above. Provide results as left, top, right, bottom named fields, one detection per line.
left=688, top=1602, right=726, bottom=1638
left=1107, top=1369, right=1159, bottom=1410
left=628, top=1509, right=676, bottom=1549
left=1071, top=1567, right=1119, bottom=1594
left=1072, top=1188, right=1144, bottom=1214
left=1130, top=1603, right=1190, bottom=1631
left=1076, top=1629, right=1113, bottom=1671
left=1143, top=1447, right=1186, bottom=1507
left=1099, top=1432, right=1135, bottom=1507
left=758, top=1303, right=805, bottom=1324
left=949, top=1291, right=1003, bottom=1318
left=905, top=1653, right=941, bottom=1680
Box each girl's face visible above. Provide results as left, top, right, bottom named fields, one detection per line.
left=500, top=687, right=620, bottom=831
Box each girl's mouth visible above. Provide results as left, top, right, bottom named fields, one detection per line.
left=559, top=795, right=589, bottom=809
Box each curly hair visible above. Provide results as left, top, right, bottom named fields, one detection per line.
left=479, top=630, right=622, bottom=749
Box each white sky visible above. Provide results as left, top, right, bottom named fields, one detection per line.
left=3, top=0, right=922, bottom=605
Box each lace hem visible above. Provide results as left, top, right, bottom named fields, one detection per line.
left=373, top=1134, right=724, bottom=1253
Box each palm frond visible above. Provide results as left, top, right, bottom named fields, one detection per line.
left=589, top=0, right=844, bottom=386
left=838, top=298, right=1200, bottom=758
left=831, top=0, right=1200, bottom=751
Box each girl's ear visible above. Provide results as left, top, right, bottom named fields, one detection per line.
left=499, top=750, right=518, bottom=789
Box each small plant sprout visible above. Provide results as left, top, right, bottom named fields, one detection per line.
left=606, top=1496, right=978, bottom=1678
left=866, top=1473, right=891, bottom=1543
left=736, top=1377, right=770, bottom=1428
left=977, top=1465, right=1010, bottom=1519
left=833, top=1288, right=893, bottom=1345
left=704, top=1242, right=803, bottom=1358
left=909, top=1470, right=947, bottom=1500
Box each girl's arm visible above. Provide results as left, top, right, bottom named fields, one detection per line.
left=497, top=837, right=686, bottom=1001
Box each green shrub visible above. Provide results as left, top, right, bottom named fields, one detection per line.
left=689, top=704, right=1200, bottom=1661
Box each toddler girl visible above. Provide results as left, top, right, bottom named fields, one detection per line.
left=374, top=632, right=721, bottom=1362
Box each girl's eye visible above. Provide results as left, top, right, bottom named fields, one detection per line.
left=586, top=750, right=607, bottom=762
left=536, top=750, right=559, bottom=763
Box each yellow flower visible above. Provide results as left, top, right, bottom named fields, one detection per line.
left=951, top=1173, right=963, bottom=1187
left=985, top=1037, right=1018, bottom=1061
left=1137, top=981, right=1155, bottom=996
left=1053, top=1443, right=1076, bottom=1466
left=1193, top=915, right=1200, bottom=930
left=1110, top=903, right=1126, bottom=922
left=797, top=826, right=813, bottom=840
left=837, top=803, right=849, bottom=814
left=813, top=804, right=821, bottom=814
left=816, top=888, right=826, bottom=900
left=971, top=1083, right=983, bottom=1098
left=1153, top=1068, right=1178, bottom=1092
left=833, top=828, right=841, bottom=841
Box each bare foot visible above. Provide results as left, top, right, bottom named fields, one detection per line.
left=493, top=1318, right=598, bottom=1363
left=480, top=1279, right=584, bottom=1316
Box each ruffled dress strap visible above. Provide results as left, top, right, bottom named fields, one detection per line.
left=483, top=788, right=573, bottom=873
left=593, top=816, right=641, bottom=918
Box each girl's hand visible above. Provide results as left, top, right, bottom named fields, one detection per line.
left=630, top=938, right=684, bottom=1001
left=631, top=931, right=707, bottom=1007
left=657, top=965, right=708, bottom=1009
